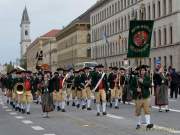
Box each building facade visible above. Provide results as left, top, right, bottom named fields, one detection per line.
left=20, top=7, right=31, bottom=59
left=90, top=0, right=180, bottom=71
left=26, top=30, right=60, bottom=72
left=56, top=9, right=93, bottom=69
left=41, top=30, right=60, bottom=72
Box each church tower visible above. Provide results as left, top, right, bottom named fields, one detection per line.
left=20, top=7, right=31, bottom=58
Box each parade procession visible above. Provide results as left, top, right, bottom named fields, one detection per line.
left=1, top=0, right=180, bottom=135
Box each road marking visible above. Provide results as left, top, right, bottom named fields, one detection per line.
left=44, top=134, right=56, bottom=135
left=169, top=99, right=177, bottom=102
left=15, top=116, right=24, bottom=119
left=22, top=120, right=33, bottom=124
left=107, top=114, right=124, bottom=120
left=31, top=126, right=44, bottom=131
left=2, top=106, right=8, bottom=109
left=82, top=125, right=89, bottom=127
left=5, top=109, right=12, bottom=112
left=154, top=125, right=180, bottom=134
left=9, top=112, right=17, bottom=115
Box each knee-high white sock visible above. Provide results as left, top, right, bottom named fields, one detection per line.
left=96, top=104, right=100, bottom=113
left=26, top=103, right=30, bottom=112
left=21, top=104, right=24, bottom=109
left=87, top=99, right=91, bottom=108
left=61, top=101, right=65, bottom=109
left=145, top=115, right=151, bottom=124
left=137, top=116, right=142, bottom=125
left=115, top=99, right=118, bottom=107
left=165, top=105, right=169, bottom=110
left=58, top=102, right=62, bottom=108
left=102, top=102, right=106, bottom=112
left=81, top=100, right=86, bottom=106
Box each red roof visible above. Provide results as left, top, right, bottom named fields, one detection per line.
left=41, top=29, right=60, bottom=37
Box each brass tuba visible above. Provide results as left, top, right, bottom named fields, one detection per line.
left=15, top=83, right=25, bottom=95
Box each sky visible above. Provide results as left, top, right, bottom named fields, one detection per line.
left=0, top=0, right=97, bottom=64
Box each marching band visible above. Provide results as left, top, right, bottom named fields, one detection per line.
left=1, top=64, right=171, bottom=130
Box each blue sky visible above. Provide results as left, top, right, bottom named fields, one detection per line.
left=0, top=0, right=97, bottom=64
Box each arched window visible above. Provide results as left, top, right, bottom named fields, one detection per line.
left=25, top=30, right=28, bottom=36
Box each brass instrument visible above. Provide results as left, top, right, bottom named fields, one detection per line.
left=15, top=83, right=25, bottom=95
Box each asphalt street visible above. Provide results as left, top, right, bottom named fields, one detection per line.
left=0, top=91, right=180, bottom=135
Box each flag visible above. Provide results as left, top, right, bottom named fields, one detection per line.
left=127, top=20, right=154, bottom=58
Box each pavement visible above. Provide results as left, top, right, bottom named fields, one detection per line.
left=0, top=91, right=180, bottom=135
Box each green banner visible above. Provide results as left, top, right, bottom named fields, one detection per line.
left=127, top=20, right=154, bottom=58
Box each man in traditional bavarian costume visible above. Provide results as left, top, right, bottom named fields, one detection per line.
left=108, top=67, right=121, bottom=109
left=14, top=71, right=26, bottom=113
left=24, top=71, right=33, bottom=114
left=92, top=64, right=108, bottom=116
left=79, top=68, right=88, bottom=109
left=6, top=70, right=15, bottom=106
left=130, top=65, right=153, bottom=130
left=52, top=71, right=61, bottom=111
left=74, top=70, right=83, bottom=108
left=82, top=67, right=92, bottom=110
left=65, top=68, right=74, bottom=106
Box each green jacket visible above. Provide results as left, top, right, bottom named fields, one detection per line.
left=130, top=74, right=151, bottom=100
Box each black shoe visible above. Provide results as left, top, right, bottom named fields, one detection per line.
left=62, top=109, right=66, bottom=112
left=72, top=102, right=75, bottom=107
left=136, top=125, right=141, bottom=130
left=57, top=106, right=61, bottom=111
left=110, top=103, right=112, bottom=108
left=27, top=112, right=30, bottom=115
left=165, top=109, right=170, bottom=112
left=18, top=108, right=21, bottom=112
left=22, top=109, right=25, bottom=114
left=94, top=99, right=96, bottom=104
left=102, top=112, right=107, bottom=116
left=96, top=112, right=100, bottom=116
left=10, top=101, right=13, bottom=106
left=67, top=101, right=69, bottom=106
left=115, top=106, right=119, bottom=109
left=146, top=124, right=154, bottom=130
left=82, top=105, right=86, bottom=110
left=15, top=107, right=18, bottom=111
left=87, top=108, right=92, bottom=111
left=76, top=104, right=80, bottom=108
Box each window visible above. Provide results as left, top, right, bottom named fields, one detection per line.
left=124, top=0, right=126, bottom=8
left=163, top=0, right=167, bottom=15
left=148, top=5, right=151, bottom=20
left=153, top=3, right=156, bottom=19
left=149, top=58, right=151, bottom=67
left=121, top=0, right=123, bottom=10
left=164, top=56, right=167, bottom=68
left=118, top=1, right=120, bottom=11
left=158, top=1, right=161, bottom=17
left=169, top=0, right=172, bottom=13
left=170, top=26, right=173, bottom=44
left=158, top=29, right=161, bottom=46
left=153, top=57, right=156, bottom=68
left=164, top=27, right=167, bottom=45
left=153, top=31, right=156, bottom=47
left=25, top=30, right=28, bottom=36
left=170, top=55, right=173, bottom=66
